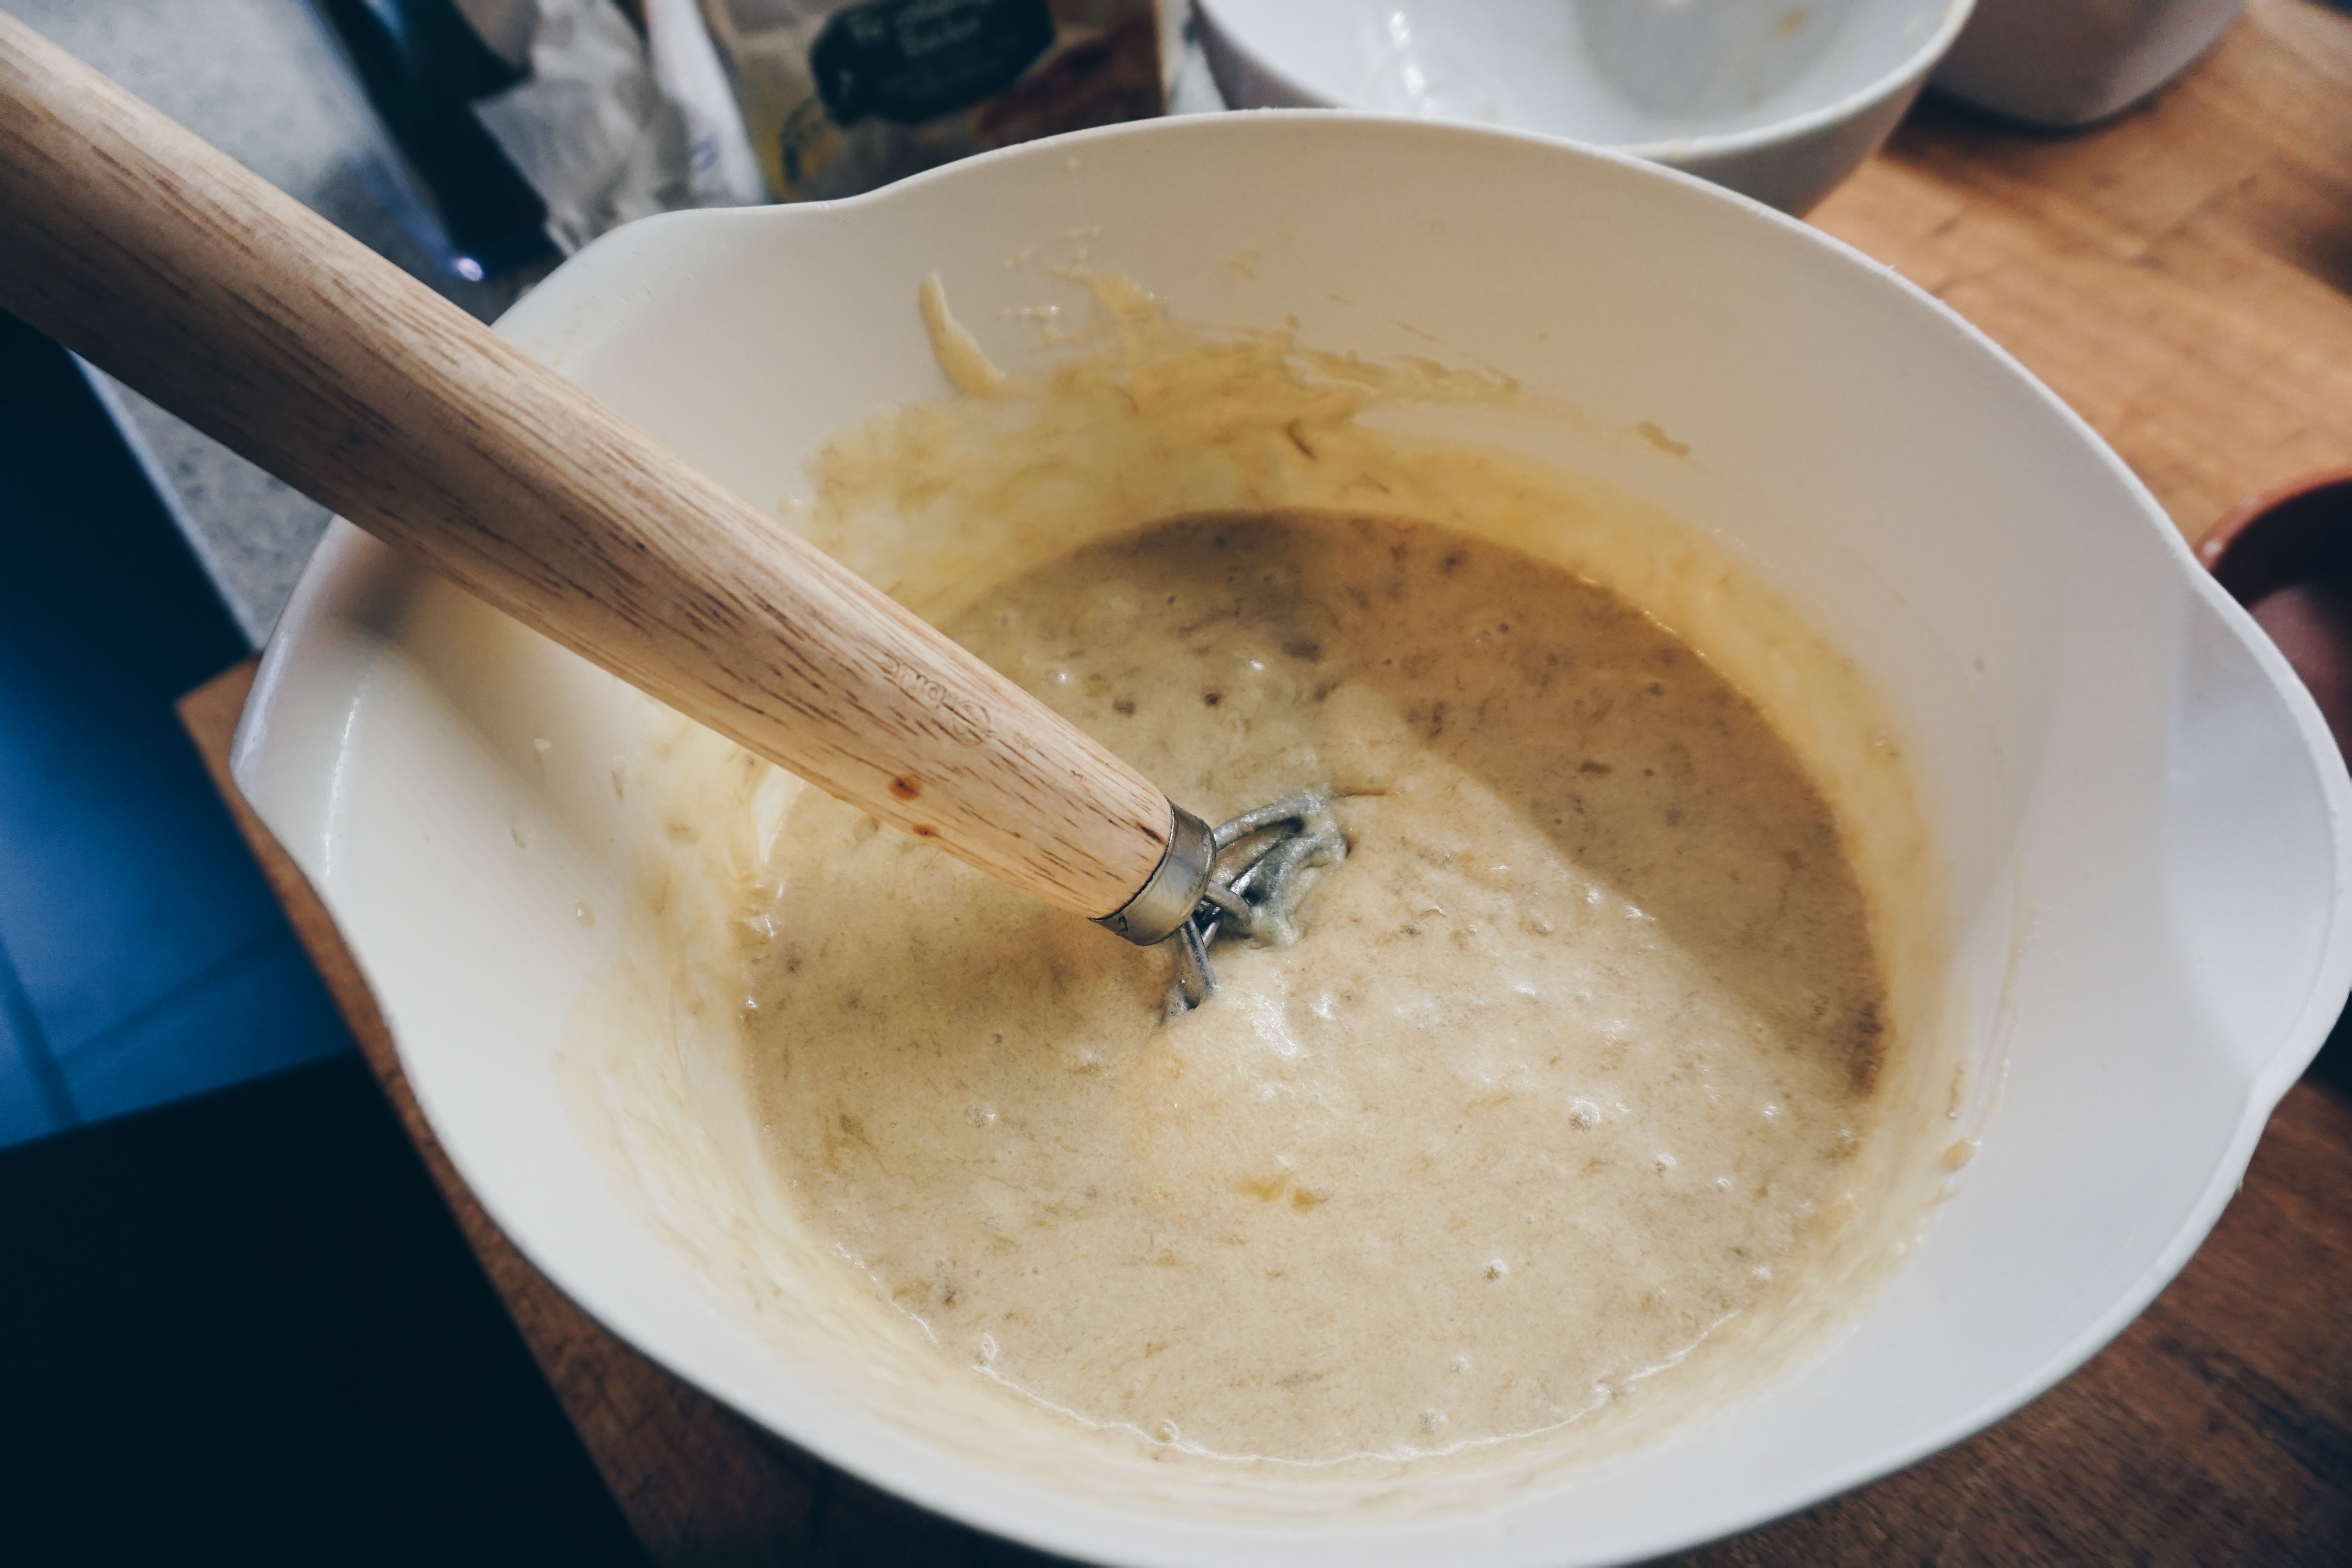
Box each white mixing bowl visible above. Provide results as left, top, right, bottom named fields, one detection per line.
left=233, top=113, right=2351, bottom=1565
left=1195, top=0, right=1976, bottom=213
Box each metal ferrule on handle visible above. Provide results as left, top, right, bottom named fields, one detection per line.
left=1091, top=803, right=1213, bottom=947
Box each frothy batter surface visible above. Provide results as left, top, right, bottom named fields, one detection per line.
left=744, top=510, right=1888, bottom=1465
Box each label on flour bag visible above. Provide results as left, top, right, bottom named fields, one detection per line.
left=811, top=0, right=1056, bottom=125
left=697, top=0, right=1162, bottom=202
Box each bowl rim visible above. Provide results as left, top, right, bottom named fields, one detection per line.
left=1191, top=0, right=1980, bottom=162
left=236, top=105, right=2352, bottom=1568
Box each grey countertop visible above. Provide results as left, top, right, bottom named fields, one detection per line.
left=5, top=0, right=1223, bottom=648
left=5, top=0, right=541, bottom=645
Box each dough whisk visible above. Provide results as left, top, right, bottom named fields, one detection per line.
left=0, top=16, right=1342, bottom=1011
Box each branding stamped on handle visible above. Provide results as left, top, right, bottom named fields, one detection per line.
left=882, top=652, right=992, bottom=745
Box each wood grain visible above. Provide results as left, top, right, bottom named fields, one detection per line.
left=1811, top=0, right=2352, bottom=542
left=0, top=12, right=1172, bottom=924
left=171, top=0, right=2352, bottom=1561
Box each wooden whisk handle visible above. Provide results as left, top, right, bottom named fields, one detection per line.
left=0, top=14, right=1182, bottom=926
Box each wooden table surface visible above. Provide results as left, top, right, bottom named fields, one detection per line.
left=180, top=2, right=2352, bottom=1560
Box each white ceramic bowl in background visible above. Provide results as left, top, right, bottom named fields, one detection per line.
left=1194, top=0, right=1976, bottom=213
left=232, top=113, right=2350, bottom=1565
left=1931, top=0, right=2240, bottom=128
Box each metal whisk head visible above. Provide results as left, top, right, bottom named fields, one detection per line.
left=1165, top=790, right=1349, bottom=1016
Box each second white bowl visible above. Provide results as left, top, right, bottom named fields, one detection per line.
left=1196, top=0, right=1976, bottom=213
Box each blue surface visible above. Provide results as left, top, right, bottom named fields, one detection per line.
left=0, top=307, right=351, bottom=1146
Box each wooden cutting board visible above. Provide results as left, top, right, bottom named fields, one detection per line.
left=1813, top=0, right=2352, bottom=543
left=179, top=2, right=2352, bottom=1559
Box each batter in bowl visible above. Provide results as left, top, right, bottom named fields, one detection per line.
left=743, top=507, right=1891, bottom=1464
left=564, top=278, right=1957, bottom=1492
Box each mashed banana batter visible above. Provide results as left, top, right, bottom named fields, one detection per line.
left=742, top=508, right=1889, bottom=1464
left=564, top=278, right=1955, bottom=1496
